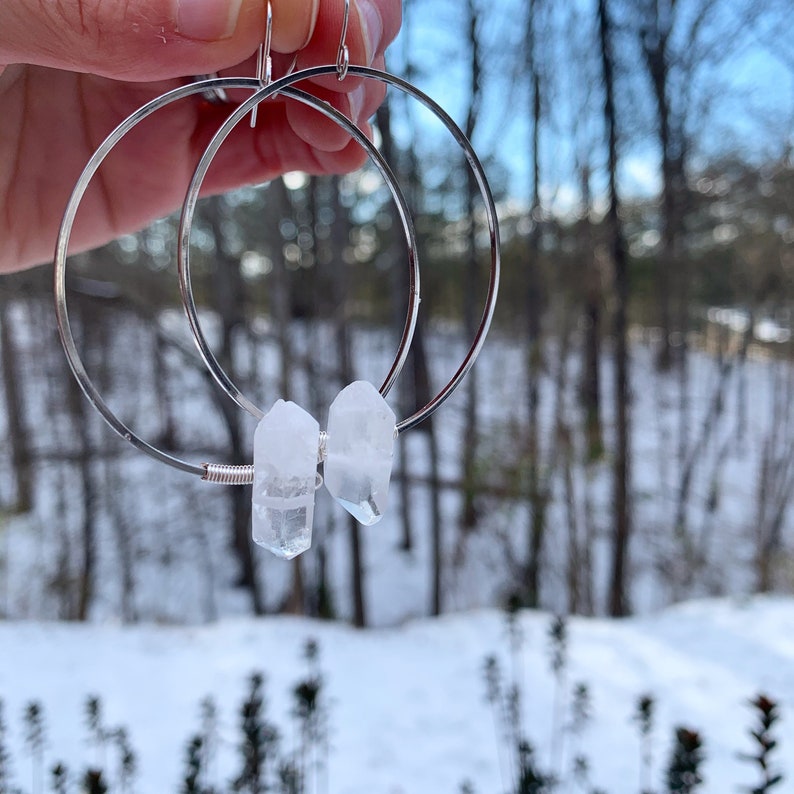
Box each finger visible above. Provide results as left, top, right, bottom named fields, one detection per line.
left=81, top=97, right=370, bottom=246
left=356, top=0, right=402, bottom=63
left=297, top=0, right=400, bottom=93
left=200, top=105, right=372, bottom=194
left=270, top=0, right=321, bottom=53
left=0, top=0, right=322, bottom=82
left=285, top=56, right=387, bottom=152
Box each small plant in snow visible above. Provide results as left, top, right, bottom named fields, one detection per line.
left=482, top=653, right=555, bottom=793
left=181, top=697, right=219, bottom=794
left=51, top=761, right=69, bottom=794
left=83, top=696, right=136, bottom=793
left=738, top=694, right=783, bottom=793
left=546, top=615, right=567, bottom=777
left=81, top=768, right=108, bottom=794
left=568, top=683, right=593, bottom=791
left=23, top=701, right=46, bottom=794
left=0, top=699, right=11, bottom=793
left=231, top=673, right=278, bottom=794
left=182, top=736, right=206, bottom=794
left=666, top=727, right=704, bottom=793
left=633, top=693, right=656, bottom=794
left=114, top=728, right=136, bottom=794
left=289, top=639, right=329, bottom=793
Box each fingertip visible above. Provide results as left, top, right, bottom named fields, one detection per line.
left=270, top=0, right=320, bottom=53
left=354, top=0, right=383, bottom=64
left=285, top=90, right=355, bottom=153
left=314, top=130, right=370, bottom=173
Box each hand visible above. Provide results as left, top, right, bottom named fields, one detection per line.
left=0, top=0, right=401, bottom=272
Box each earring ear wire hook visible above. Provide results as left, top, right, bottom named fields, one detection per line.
left=336, top=0, right=350, bottom=80
left=250, top=1, right=274, bottom=127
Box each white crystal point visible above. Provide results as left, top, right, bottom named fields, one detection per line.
left=252, top=399, right=320, bottom=560
left=324, top=381, right=397, bottom=525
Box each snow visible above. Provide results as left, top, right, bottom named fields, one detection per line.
left=1, top=596, right=793, bottom=793
left=3, top=301, right=794, bottom=790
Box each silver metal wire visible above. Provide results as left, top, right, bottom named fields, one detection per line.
left=250, top=0, right=273, bottom=127
left=53, top=74, right=421, bottom=478
left=179, top=65, right=501, bottom=436
left=202, top=463, right=254, bottom=484
left=179, top=77, right=420, bottom=422
left=336, top=0, right=351, bottom=80
left=54, top=67, right=500, bottom=480
left=193, top=74, right=230, bottom=104
left=201, top=464, right=324, bottom=487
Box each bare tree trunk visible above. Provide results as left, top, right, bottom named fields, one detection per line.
left=460, top=0, right=484, bottom=531
left=754, top=364, right=794, bottom=592
left=390, top=13, right=445, bottom=614
left=578, top=165, right=604, bottom=461
left=598, top=0, right=633, bottom=617
left=523, top=0, right=549, bottom=608
left=551, top=304, right=579, bottom=614
left=64, top=297, right=99, bottom=621
left=153, top=334, right=177, bottom=450
left=672, top=349, right=733, bottom=588
left=376, top=100, right=415, bottom=553
left=410, top=328, right=444, bottom=616
left=640, top=3, right=675, bottom=371
left=203, top=196, right=263, bottom=615
left=325, top=176, right=368, bottom=627
left=270, top=179, right=295, bottom=401
left=0, top=293, right=33, bottom=511
left=104, top=457, right=138, bottom=623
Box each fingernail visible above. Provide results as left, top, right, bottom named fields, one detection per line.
left=176, top=0, right=243, bottom=41
left=356, top=0, right=383, bottom=64
left=299, top=0, right=322, bottom=50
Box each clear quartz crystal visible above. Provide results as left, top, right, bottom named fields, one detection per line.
left=252, top=400, right=320, bottom=559
left=324, top=381, right=396, bottom=525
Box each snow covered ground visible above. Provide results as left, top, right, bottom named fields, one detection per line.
left=3, top=300, right=794, bottom=790
left=2, top=595, right=793, bottom=793
left=4, top=310, right=794, bottom=626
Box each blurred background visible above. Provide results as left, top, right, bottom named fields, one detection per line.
left=1, top=0, right=793, bottom=628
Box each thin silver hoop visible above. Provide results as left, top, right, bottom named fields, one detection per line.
left=179, top=80, right=420, bottom=422
left=180, top=65, right=501, bottom=436
left=54, top=76, right=420, bottom=479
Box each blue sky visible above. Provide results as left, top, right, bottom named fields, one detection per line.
left=380, top=0, right=793, bottom=213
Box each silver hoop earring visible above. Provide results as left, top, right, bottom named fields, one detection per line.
left=179, top=65, right=500, bottom=438
left=54, top=77, right=420, bottom=479
left=54, top=1, right=500, bottom=560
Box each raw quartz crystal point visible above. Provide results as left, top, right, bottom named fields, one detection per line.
left=252, top=400, right=320, bottom=560
left=324, top=381, right=397, bottom=525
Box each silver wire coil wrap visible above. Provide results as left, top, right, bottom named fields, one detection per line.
left=201, top=464, right=324, bottom=491
left=202, top=463, right=255, bottom=485
left=203, top=432, right=329, bottom=484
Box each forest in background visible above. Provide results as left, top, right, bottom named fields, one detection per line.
left=1, top=0, right=793, bottom=626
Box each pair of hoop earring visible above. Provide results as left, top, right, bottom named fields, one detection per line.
left=53, top=0, right=500, bottom=560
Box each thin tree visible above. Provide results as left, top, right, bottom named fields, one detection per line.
left=394, top=0, right=444, bottom=616
left=202, top=195, right=263, bottom=615
left=62, top=293, right=103, bottom=621
left=375, top=98, right=415, bottom=554
left=0, top=289, right=32, bottom=511
left=597, top=0, right=633, bottom=617
left=460, top=0, right=485, bottom=532
left=522, top=0, right=551, bottom=609
left=325, top=176, right=368, bottom=628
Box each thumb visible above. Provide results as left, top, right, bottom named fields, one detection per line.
left=0, top=0, right=320, bottom=82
